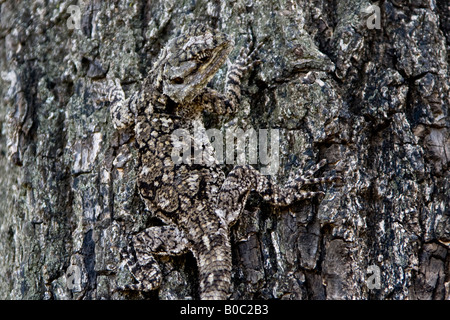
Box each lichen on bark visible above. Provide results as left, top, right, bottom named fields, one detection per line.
left=0, top=0, right=448, bottom=300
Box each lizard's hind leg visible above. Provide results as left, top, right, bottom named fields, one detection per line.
left=303, top=159, right=327, bottom=178
left=117, top=225, right=189, bottom=292
left=117, top=242, right=162, bottom=292
left=218, top=162, right=340, bottom=226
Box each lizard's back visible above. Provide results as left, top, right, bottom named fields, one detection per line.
left=134, top=107, right=226, bottom=231
left=134, top=107, right=233, bottom=300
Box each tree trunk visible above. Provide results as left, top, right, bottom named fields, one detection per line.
left=0, top=0, right=448, bottom=300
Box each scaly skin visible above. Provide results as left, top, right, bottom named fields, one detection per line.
left=95, top=25, right=339, bottom=299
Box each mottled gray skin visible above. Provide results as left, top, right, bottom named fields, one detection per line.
left=96, top=25, right=339, bottom=300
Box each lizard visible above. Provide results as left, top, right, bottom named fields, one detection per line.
left=94, top=24, right=340, bottom=300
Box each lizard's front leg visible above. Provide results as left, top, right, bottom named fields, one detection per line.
left=92, top=78, right=137, bottom=130
left=225, top=43, right=261, bottom=107
left=200, top=42, right=261, bottom=115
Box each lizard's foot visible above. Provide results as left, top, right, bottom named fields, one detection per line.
left=115, top=243, right=162, bottom=293
left=91, top=78, right=121, bottom=104
left=116, top=226, right=189, bottom=293
left=228, top=41, right=262, bottom=78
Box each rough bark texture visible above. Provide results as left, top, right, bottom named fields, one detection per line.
left=0, top=0, right=449, bottom=300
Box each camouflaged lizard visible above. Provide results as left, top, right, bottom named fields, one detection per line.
left=95, top=25, right=340, bottom=300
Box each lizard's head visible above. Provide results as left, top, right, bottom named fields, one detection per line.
left=161, top=25, right=233, bottom=104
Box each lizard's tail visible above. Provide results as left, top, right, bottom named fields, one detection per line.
left=196, top=228, right=232, bottom=300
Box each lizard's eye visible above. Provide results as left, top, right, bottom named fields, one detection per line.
left=172, top=77, right=184, bottom=84
left=197, top=50, right=211, bottom=62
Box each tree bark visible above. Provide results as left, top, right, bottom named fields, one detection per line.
left=0, top=0, right=448, bottom=300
